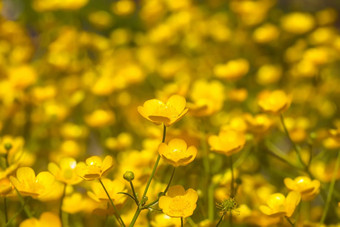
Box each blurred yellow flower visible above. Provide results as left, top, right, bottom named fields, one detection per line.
left=63, top=192, right=98, bottom=214
left=258, top=90, right=291, bottom=114
left=244, top=113, right=272, bottom=135
left=8, top=65, right=37, bottom=89
left=214, top=59, right=249, bottom=80
left=259, top=191, right=301, bottom=218
left=88, top=178, right=127, bottom=205
left=33, top=0, right=89, bottom=11
left=253, top=23, right=279, bottom=43
left=111, top=0, right=135, bottom=16
left=159, top=185, right=198, bottom=218
left=208, top=129, right=246, bottom=156
left=281, top=12, right=315, bottom=34
left=188, top=80, right=225, bottom=117
left=88, top=11, right=113, bottom=29
left=138, top=95, right=188, bottom=126
left=0, top=178, right=13, bottom=196
left=256, top=64, right=282, bottom=85
left=48, top=157, right=83, bottom=185
left=76, top=155, right=113, bottom=180
left=20, top=212, right=61, bottom=227
left=85, top=109, right=115, bottom=128
left=151, top=213, right=182, bottom=227
left=158, top=138, right=197, bottom=167
left=284, top=176, right=320, bottom=201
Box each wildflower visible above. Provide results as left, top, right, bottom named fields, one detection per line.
left=85, top=109, right=115, bottom=128
left=281, top=12, right=315, bottom=34
left=62, top=192, right=98, bottom=214
left=19, top=212, right=61, bottom=227
left=0, top=136, right=24, bottom=156
left=208, top=129, right=246, bottom=156
left=158, top=138, right=197, bottom=167
left=214, top=59, right=249, bottom=80
left=244, top=113, right=272, bottom=135
left=216, top=197, right=238, bottom=215
left=0, top=178, right=12, bottom=196
left=259, top=191, right=301, bottom=218
left=10, top=167, right=63, bottom=200
left=76, top=156, right=113, bottom=180
left=188, top=80, right=225, bottom=117
left=111, top=0, right=135, bottom=16
left=284, top=176, right=320, bottom=201
left=253, top=23, right=279, bottom=43
left=151, top=214, right=182, bottom=227
left=138, top=95, right=188, bottom=126
left=88, top=178, right=127, bottom=205
left=257, top=90, right=291, bottom=114
left=159, top=185, right=198, bottom=218
left=256, top=64, right=282, bottom=85
left=48, top=157, right=83, bottom=185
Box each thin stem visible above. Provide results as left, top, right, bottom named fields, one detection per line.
left=229, top=156, right=235, bottom=198
left=5, top=200, right=25, bottom=226
left=285, top=216, right=294, bottom=227
left=129, top=181, right=139, bottom=205
left=13, top=187, right=33, bottom=218
left=181, top=217, right=184, bottom=227
left=59, top=183, right=66, bottom=227
left=229, top=210, right=233, bottom=227
left=216, top=213, right=225, bottom=227
left=129, top=124, right=166, bottom=227
left=144, top=167, right=176, bottom=209
left=99, top=179, right=125, bottom=227
left=187, top=217, right=197, bottom=227
left=320, top=150, right=340, bottom=224
left=208, top=184, right=215, bottom=222
left=280, top=114, right=305, bottom=169
left=4, top=197, right=8, bottom=223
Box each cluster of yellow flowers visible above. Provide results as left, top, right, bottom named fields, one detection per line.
left=0, top=0, right=340, bottom=226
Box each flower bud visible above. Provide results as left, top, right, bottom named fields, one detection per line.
left=123, top=171, right=135, bottom=182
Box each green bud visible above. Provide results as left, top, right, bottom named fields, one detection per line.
left=123, top=171, right=135, bottom=182
left=4, top=143, right=12, bottom=152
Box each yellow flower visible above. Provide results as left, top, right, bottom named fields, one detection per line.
left=259, top=191, right=301, bottom=218
left=111, top=0, right=135, bottom=16
left=151, top=213, right=182, bottom=227
left=10, top=167, right=62, bottom=200
left=284, top=176, right=320, bottom=201
left=76, top=156, right=113, bottom=180
left=0, top=178, right=13, bottom=196
left=159, top=185, right=198, bottom=218
left=0, top=136, right=24, bottom=157
left=188, top=80, right=225, bottom=117
left=138, top=95, right=188, bottom=127
left=257, top=90, right=291, bottom=114
left=208, top=129, right=246, bottom=156
left=214, top=59, right=249, bottom=80
left=20, top=212, right=61, bottom=227
left=48, top=157, right=83, bottom=185
left=63, top=192, right=98, bottom=214
left=85, top=109, right=115, bottom=128
left=281, top=12, right=315, bottom=34
left=88, top=178, right=127, bottom=205
left=253, top=23, right=279, bottom=43
left=244, top=113, right=272, bottom=135
left=158, top=138, right=197, bottom=167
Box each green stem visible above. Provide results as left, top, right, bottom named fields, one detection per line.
left=129, top=181, right=139, bottom=205
left=4, top=197, right=8, bottom=224
left=208, top=183, right=215, bottom=222
left=280, top=114, right=306, bottom=169
left=60, top=183, right=66, bottom=227
left=216, top=213, right=225, bottom=227
left=144, top=167, right=176, bottom=209
left=229, top=156, right=235, bottom=198
left=129, top=124, right=166, bottom=227
left=13, top=187, right=33, bottom=218
left=181, top=217, right=184, bottom=227
left=285, top=216, right=294, bottom=227
left=99, top=179, right=125, bottom=227
left=229, top=210, right=233, bottom=227
left=320, top=150, right=340, bottom=224
left=187, top=217, right=197, bottom=227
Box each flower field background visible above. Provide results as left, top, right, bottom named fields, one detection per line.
left=0, top=0, right=340, bottom=226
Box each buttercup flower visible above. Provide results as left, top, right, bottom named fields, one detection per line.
left=76, top=155, right=113, bottom=180
left=159, top=185, right=198, bottom=218
left=88, top=178, right=127, bottom=205
left=85, top=109, right=115, bottom=128
left=138, top=95, right=188, bottom=126
left=10, top=167, right=63, bottom=200
left=284, top=176, right=320, bottom=201
left=20, top=212, right=61, bottom=227
left=158, top=138, right=197, bottom=167
left=259, top=191, right=301, bottom=218
left=214, top=58, right=249, bottom=80
left=0, top=178, right=13, bottom=196
left=48, top=157, right=83, bottom=185
left=258, top=90, right=291, bottom=114
left=208, top=129, right=246, bottom=156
